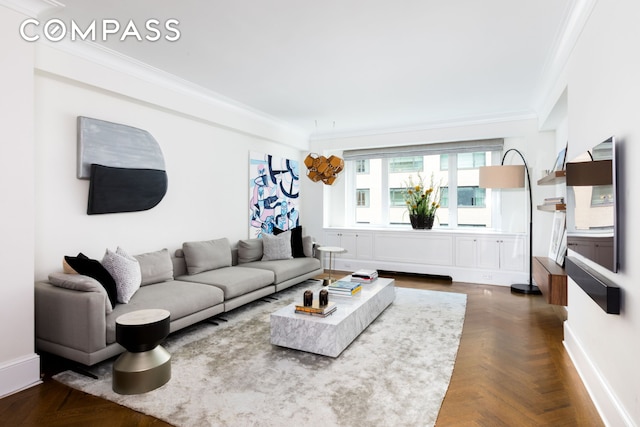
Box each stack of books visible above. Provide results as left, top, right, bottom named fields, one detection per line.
left=295, top=301, right=336, bottom=317
left=543, top=196, right=565, bottom=206
left=351, top=269, right=378, bottom=283
left=327, top=280, right=362, bottom=296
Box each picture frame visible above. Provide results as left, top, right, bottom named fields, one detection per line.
left=555, top=229, right=567, bottom=267
left=552, top=143, right=568, bottom=172
left=548, top=211, right=566, bottom=261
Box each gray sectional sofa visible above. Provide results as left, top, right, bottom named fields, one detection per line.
left=34, top=235, right=323, bottom=366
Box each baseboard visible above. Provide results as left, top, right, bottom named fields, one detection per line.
left=563, top=322, right=635, bottom=427
left=0, top=353, right=42, bottom=398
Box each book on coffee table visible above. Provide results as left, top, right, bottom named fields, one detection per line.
left=327, top=281, right=362, bottom=296
left=294, top=306, right=337, bottom=317
left=295, top=301, right=336, bottom=315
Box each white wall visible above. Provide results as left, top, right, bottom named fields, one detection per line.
left=310, top=119, right=558, bottom=261
left=559, top=0, right=640, bottom=425
left=0, top=5, right=41, bottom=398
left=0, top=5, right=310, bottom=396
left=32, top=44, right=308, bottom=280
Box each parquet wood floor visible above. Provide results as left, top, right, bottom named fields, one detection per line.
left=0, top=273, right=603, bottom=426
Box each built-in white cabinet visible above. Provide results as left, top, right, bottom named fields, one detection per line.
left=456, top=236, right=525, bottom=272
left=323, top=230, right=373, bottom=260
left=324, top=228, right=526, bottom=286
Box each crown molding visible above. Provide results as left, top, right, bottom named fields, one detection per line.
left=0, top=0, right=64, bottom=17
left=534, top=0, right=599, bottom=125
left=38, top=38, right=309, bottom=140
left=309, top=111, right=538, bottom=142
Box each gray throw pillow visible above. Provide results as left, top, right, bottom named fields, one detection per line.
left=48, top=272, right=113, bottom=314
left=183, top=237, right=232, bottom=275
left=102, top=247, right=142, bottom=304
left=237, top=239, right=263, bottom=263
left=261, top=231, right=293, bottom=261
left=134, top=248, right=174, bottom=286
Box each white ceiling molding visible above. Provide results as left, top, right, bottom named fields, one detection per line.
left=309, top=111, right=538, bottom=142
left=0, top=0, right=64, bottom=17
left=35, top=38, right=309, bottom=146
left=534, top=0, right=600, bottom=127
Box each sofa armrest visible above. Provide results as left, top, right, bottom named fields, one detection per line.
left=35, top=281, right=107, bottom=354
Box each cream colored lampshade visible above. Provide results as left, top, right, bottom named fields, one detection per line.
left=478, top=165, right=525, bottom=189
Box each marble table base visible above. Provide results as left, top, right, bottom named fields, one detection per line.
left=270, top=278, right=395, bottom=357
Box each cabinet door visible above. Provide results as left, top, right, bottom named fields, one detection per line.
left=339, top=233, right=358, bottom=257
left=323, top=231, right=342, bottom=248
left=476, top=238, right=500, bottom=270
left=354, top=232, right=373, bottom=259
left=499, top=237, right=525, bottom=271
left=455, top=237, right=477, bottom=268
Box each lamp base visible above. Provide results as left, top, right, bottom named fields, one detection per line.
left=510, top=283, right=542, bottom=295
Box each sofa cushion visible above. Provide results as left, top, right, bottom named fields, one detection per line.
left=261, top=231, right=293, bottom=261
left=177, top=266, right=274, bottom=300
left=274, top=226, right=305, bottom=258
left=64, top=253, right=118, bottom=308
left=102, top=247, right=142, bottom=304
left=134, top=248, right=174, bottom=286
left=183, top=238, right=232, bottom=274
left=104, top=280, right=224, bottom=344
left=48, top=272, right=113, bottom=314
left=237, top=239, right=263, bottom=263
left=241, top=257, right=322, bottom=284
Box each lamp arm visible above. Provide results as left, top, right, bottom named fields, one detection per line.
left=501, top=148, right=533, bottom=287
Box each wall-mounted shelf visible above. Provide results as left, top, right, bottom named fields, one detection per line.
left=537, top=170, right=566, bottom=185
left=537, top=203, right=566, bottom=212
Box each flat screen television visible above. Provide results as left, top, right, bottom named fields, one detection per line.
left=565, top=136, right=618, bottom=272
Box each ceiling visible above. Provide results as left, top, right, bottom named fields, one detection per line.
left=46, top=0, right=574, bottom=137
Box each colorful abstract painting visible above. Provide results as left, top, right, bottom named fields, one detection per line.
left=249, top=152, right=300, bottom=238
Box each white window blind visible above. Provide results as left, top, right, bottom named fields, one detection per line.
left=342, top=138, right=504, bottom=161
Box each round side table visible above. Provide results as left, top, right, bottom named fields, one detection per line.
left=316, top=246, right=346, bottom=285
left=112, top=309, right=171, bottom=395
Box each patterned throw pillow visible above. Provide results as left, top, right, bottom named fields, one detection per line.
left=261, top=231, right=293, bottom=261
left=102, top=247, right=142, bottom=304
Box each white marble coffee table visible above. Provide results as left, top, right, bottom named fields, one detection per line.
left=270, top=277, right=395, bottom=357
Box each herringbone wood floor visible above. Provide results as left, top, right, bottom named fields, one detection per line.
left=0, top=273, right=603, bottom=426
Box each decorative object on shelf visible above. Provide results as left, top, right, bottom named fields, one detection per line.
left=552, top=143, right=568, bottom=172
left=479, top=149, right=542, bottom=295
left=319, top=289, right=329, bottom=306
left=303, top=153, right=344, bottom=185
left=548, top=212, right=566, bottom=262
left=303, top=290, right=313, bottom=307
left=402, top=173, right=442, bottom=230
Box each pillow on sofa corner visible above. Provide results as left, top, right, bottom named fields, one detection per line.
left=134, top=248, right=174, bottom=285
left=274, top=225, right=305, bottom=258
left=302, top=235, right=314, bottom=258
left=48, top=272, right=113, bottom=314
left=64, top=253, right=118, bottom=308
left=262, top=230, right=293, bottom=261
left=182, top=237, right=232, bottom=275
left=237, top=239, right=263, bottom=263
left=102, top=247, right=142, bottom=304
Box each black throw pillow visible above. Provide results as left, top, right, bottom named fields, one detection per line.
left=274, top=226, right=305, bottom=258
left=64, top=253, right=118, bottom=307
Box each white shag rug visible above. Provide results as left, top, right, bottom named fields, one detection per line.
left=55, top=281, right=466, bottom=427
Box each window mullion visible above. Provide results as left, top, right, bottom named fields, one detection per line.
left=448, top=153, right=458, bottom=227
left=381, top=158, right=390, bottom=225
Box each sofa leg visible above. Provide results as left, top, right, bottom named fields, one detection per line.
left=207, top=316, right=228, bottom=326
left=71, top=365, right=99, bottom=380
left=264, top=296, right=279, bottom=301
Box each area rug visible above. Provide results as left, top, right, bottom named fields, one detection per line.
left=55, top=281, right=467, bottom=427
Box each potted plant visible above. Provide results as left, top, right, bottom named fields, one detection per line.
left=402, top=173, right=442, bottom=229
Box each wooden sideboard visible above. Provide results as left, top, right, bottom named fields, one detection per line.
left=533, top=256, right=567, bottom=305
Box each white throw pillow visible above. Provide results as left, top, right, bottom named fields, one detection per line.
left=261, top=231, right=293, bottom=261
left=102, top=247, right=142, bottom=303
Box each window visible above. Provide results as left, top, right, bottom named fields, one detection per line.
left=344, top=139, right=502, bottom=228
left=440, top=152, right=486, bottom=170
left=389, top=188, right=406, bottom=207
left=356, top=159, right=369, bottom=174
left=389, top=156, right=423, bottom=173
left=441, top=186, right=486, bottom=208
left=356, top=189, right=370, bottom=207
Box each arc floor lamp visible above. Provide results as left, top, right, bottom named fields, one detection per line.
left=479, top=149, right=541, bottom=295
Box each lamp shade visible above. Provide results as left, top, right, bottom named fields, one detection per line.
left=478, top=165, right=525, bottom=189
